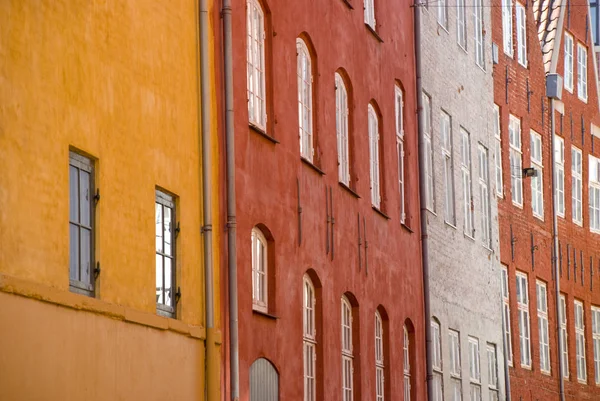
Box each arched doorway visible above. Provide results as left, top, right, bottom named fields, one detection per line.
left=250, top=358, right=279, bottom=401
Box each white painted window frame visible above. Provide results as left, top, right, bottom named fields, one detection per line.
left=341, top=296, right=353, bottom=401
left=502, top=267, right=513, bottom=366
left=449, top=329, right=462, bottom=401
left=516, top=271, right=531, bottom=368
left=364, top=0, right=376, bottom=30
left=530, top=131, right=544, bottom=220
left=246, top=0, right=267, bottom=130
left=555, top=135, right=565, bottom=217
left=536, top=280, right=551, bottom=373
left=441, top=111, right=455, bottom=225
left=303, top=275, right=317, bottom=401
left=403, top=325, right=411, bottom=401
left=251, top=227, right=268, bottom=312
left=423, top=93, right=435, bottom=212
left=589, top=155, right=600, bottom=233
left=572, top=146, right=583, bottom=225
left=457, top=0, right=467, bottom=50
left=431, top=319, right=444, bottom=401
left=369, top=104, right=381, bottom=208
left=468, top=337, right=482, bottom=401
left=494, top=105, right=503, bottom=198
left=376, top=311, right=385, bottom=401
left=502, top=0, right=513, bottom=56
left=396, top=86, right=406, bottom=223
left=509, top=115, right=523, bottom=207
left=560, top=294, right=570, bottom=378
left=487, top=343, right=499, bottom=400
left=473, top=0, right=485, bottom=69
left=516, top=3, right=527, bottom=67
left=577, top=43, right=588, bottom=102
left=575, top=300, right=587, bottom=382
left=336, top=73, right=350, bottom=186
left=478, top=144, right=491, bottom=247
left=564, top=33, right=574, bottom=92
left=591, top=305, right=600, bottom=384
left=297, top=38, right=314, bottom=162
left=460, top=129, right=474, bottom=237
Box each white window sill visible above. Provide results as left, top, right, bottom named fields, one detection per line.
left=512, top=200, right=524, bottom=209
left=503, top=49, right=514, bottom=58
left=541, top=369, right=551, bottom=376
left=591, top=228, right=600, bottom=235
left=496, top=192, right=504, bottom=199
left=520, top=364, right=532, bottom=370
left=437, top=22, right=449, bottom=34
left=533, top=212, right=544, bottom=221
left=458, top=43, right=468, bottom=54
left=565, top=86, right=574, bottom=94
left=444, top=220, right=457, bottom=229
left=518, top=60, right=528, bottom=69
left=573, top=219, right=583, bottom=227
left=578, top=95, right=588, bottom=104
left=464, top=232, right=475, bottom=241
left=557, top=212, right=565, bottom=219
left=578, top=379, right=588, bottom=384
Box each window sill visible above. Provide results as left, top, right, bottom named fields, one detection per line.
left=541, top=370, right=551, bottom=376
left=365, top=24, right=384, bottom=43
left=591, top=228, right=600, bottom=235
left=426, top=208, right=437, bottom=216
left=533, top=213, right=544, bottom=222
left=578, top=95, right=588, bottom=104
left=372, top=206, right=391, bottom=220
left=401, top=222, right=413, bottom=233
left=301, top=157, right=325, bottom=175
left=512, top=201, right=524, bottom=209
left=578, top=379, right=588, bottom=384
left=437, top=22, right=449, bottom=34
left=464, top=232, right=475, bottom=241
left=444, top=220, right=457, bottom=230
left=157, top=305, right=175, bottom=319
left=458, top=43, right=468, bottom=54
left=341, top=0, right=353, bottom=9
left=517, top=60, right=528, bottom=69
left=573, top=219, right=583, bottom=227
left=520, top=364, right=532, bottom=370
left=252, top=308, right=279, bottom=320
left=250, top=123, right=279, bottom=144
left=339, top=182, right=360, bottom=198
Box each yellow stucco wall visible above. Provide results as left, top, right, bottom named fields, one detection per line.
left=0, top=0, right=220, bottom=399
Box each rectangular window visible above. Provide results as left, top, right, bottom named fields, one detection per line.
left=438, top=0, right=448, bottom=29
left=403, top=326, right=411, bottom=401
left=396, top=87, right=406, bottom=223
left=432, top=320, right=444, bottom=401
left=441, top=112, right=455, bottom=224
left=530, top=131, right=544, bottom=219
left=449, top=329, right=463, bottom=401
left=474, top=0, right=485, bottom=69
left=342, top=298, right=353, bottom=401
left=478, top=145, right=491, bottom=246
left=461, top=129, right=474, bottom=236
left=246, top=0, right=267, bottom=129
left=572, top=147, right=583, bottom=225
left=589, top=155, right=600, bottom=232
left=516, top=3, right=527, bottom=66
left=537, top=281, right=550, bottom=373
left=516, top=271, right=531, bottom=368
left=494, top=105, right=503, bottom=197
left=502, top=267, right=513, bottom=365
left=369, top=105, right=381, bottom=208
left=560, top=295, right=570, bottom=378
left=468, top=337, right=482, bottom=401
left=457, top=0, right=467, bottom=49
left=487, top=344, right=499, bottom=401
left=502, top=0, right=514, bottom=56
left=69, top=152, right=95, bottom=296
left=575, top=300, right=587, bottom=382
left=509, top=115, right=523, bottom=206
left=156, top=190, right=177, bottom=317
left=555, top=135, right=565, bottom=217
left=423, top=93, right=435, bottom=211
left=251, top=228, right=268, bottom=312
left=578, top=43, right=588, bottom=102
left=592, top=306, right=600, bottom=384
left=564, top=33, right=574, bottom=91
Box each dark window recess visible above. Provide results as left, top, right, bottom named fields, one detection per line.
left=156, top=189, right=178, bottom=318
left=69, top=152, right=96, bottom=296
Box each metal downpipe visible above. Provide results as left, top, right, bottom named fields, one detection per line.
left=413, top=1, right=434, bottom=398
left=549, top=97, right=565, bottom=401
left=198, top=0, right=215, bottom=399
left=222, top=0, right=240, bottom=399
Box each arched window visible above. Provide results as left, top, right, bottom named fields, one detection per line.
left=368, top=104, right=381, bottom=208
left=364, top=0, right=376, bottom=30
left=251, top=227, right=268, bottom=312
left=403, top=325, right=411, bottom=401
left=341, top=296, right=353, bottom=401
left=395, top=85, right=405, bottom=222
left=336, top=73, right=350, bottom=186
left=303, top=275, right=316, bottom=401
left=246, top=0, right=267, bottom=129
left=297, top=38, right=314, bottom=162
left=375, top=311, right=385, bottom=401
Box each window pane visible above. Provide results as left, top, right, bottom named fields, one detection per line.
left=156, top=203, right=163, bottom=253
left=80, top=227, right=91, bottom=285
left=164, top=205, right=172, bottom=256
left=69, top=224, right=79, bottom=281
left=79, top=170, right=91, bottom=227
left=164, top=257, right=172, bottom=307
left=156, top=254, right=163, bottom=304
left=69, top=166, right=79, bottom=222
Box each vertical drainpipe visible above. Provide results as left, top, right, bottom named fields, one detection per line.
left=221, top=0, right=240, bottom=399
left=413, top=1, right=434, bottom=398
left=198, top=0, right=215, bottom=399
left=547, top=75, right=565, bottom=401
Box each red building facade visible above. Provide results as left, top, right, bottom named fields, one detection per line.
left=493, top=0, right=600, bottom=399
left=222, top=0, right=426, bottom=399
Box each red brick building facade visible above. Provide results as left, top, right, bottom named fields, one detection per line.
left=221, top=0, right=426, bottom=400
left=493, top=0, right=600, bottom=399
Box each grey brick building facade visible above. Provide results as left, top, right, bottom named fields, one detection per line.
left=419, top=1, right=507, bottom=400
